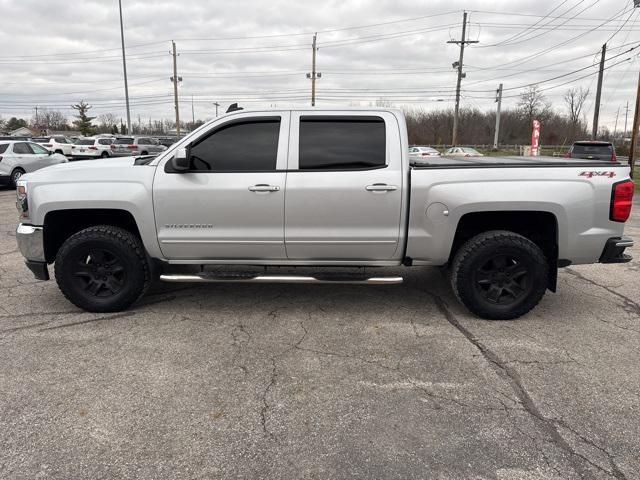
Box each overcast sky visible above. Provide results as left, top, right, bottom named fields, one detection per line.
left=0, top=0, right=637, bottom=131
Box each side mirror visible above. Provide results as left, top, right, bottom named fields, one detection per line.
left=171, top=147, right=190, bottom=172
left=47, top=150, right=52, bottom=156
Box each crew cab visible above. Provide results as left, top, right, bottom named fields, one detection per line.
left=15, top=108, right=634, bottom=320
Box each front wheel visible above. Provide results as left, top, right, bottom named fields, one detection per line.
left=451, top=231, right=548, bottom=320
left=54, top=226, right=150, bottom=312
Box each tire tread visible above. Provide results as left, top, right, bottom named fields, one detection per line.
left=54, top=225, right=150, bottom=312
left=451, top=230, right=548, bottom=320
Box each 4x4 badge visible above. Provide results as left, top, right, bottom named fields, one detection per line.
left=579, top=171, right=616, bottom=178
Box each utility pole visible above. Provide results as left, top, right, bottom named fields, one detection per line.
left=629, top=68, right=640, bottom=177
left=624, top=101, right=630, bottom=137
left=191, top=94, right=195, bottom=127
left=170, top=41, right=182, bottom=138
left=493, top=83, right=503, bottom=149
left=118, top=0, right=131, bottom=135
left=592, top=43, right=607, bottom=140
left=213, top=102, right=220, bottom=117
left=613, top=107, right=620, bottom=142
left=448, top=12, right=478, bottom=146
left=34, top=106, right=38, bottom=132
left=307, top=33, right=321, bottom=106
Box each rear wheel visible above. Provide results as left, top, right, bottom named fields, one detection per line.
left=10, top=168, right=25, bottom=188
left=451, top=230, right=548, bottom=320
left=54, top=226, right=150, bottom=312
left=100, top=151, right=109, bottom=158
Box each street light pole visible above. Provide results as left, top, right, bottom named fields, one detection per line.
left=118, top=0, right=131, bottom=135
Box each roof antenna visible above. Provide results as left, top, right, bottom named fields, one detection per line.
left=226, top=103, right=243, bottom=113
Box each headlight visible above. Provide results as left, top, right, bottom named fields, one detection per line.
left=16, top=179, right=28, bottom=217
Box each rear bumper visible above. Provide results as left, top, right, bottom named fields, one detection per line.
left=599, top=236, right=633, bottom=264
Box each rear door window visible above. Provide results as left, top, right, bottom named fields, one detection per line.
left=298, top=116, right=386, bottom=170
left=0, top=144, right=8, bottom=154
left=13, top=142, right=33, bottom=154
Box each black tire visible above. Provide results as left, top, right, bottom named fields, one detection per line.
left=55, top=149, right=63, bottom=155
left=10, top=168, right=25, bottom=188
left=100, top=151, right=109, bottom=158
left=451, top=230, right=548, bottom=320
left=140, top=151, right=148, bottom=156
left=54, top=226, right=150, bottom=312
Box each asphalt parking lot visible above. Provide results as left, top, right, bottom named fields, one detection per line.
left=0, top=187, right=639, bottom=479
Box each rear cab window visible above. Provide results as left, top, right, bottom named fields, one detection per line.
left=298, top=116, right=386, bottom=170
left=572, top=143, right=613, bottom=156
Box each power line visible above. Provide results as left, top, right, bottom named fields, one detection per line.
left=478, top=0, right=574, bottom=48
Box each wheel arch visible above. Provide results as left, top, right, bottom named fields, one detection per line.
left=449, top=211, right=559, bottom=292
left=43, top=209, right=142, bottom=263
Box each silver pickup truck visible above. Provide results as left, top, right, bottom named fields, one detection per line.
left=15, top=108, right=634, bottom=320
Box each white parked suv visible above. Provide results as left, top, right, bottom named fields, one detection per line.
left=71, top=137, right=114, bottom=160
left=32, top=136, right=75, bottom=157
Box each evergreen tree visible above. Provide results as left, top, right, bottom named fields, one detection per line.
left=71, top=101, right=95, bottom=136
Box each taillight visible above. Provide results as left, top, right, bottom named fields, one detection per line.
left=110, top=145, right=116, bottom=149
left=612, top=150, right=617, bottom=162
left=88, top=146, right=98, bottom=150
left=127, top=145, right=137, bottom=149
left=421, top=153, right=429, bottom=156
left=610, top=180, right=634, bottom=222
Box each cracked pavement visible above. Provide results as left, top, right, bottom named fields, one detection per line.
left=0, top=187, right=639, bottom=479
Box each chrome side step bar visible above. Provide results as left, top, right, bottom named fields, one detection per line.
left=160, top=273, right=403, bottom=285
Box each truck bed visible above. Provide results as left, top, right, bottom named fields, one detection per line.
left=411, top=155, right=620, bottom=168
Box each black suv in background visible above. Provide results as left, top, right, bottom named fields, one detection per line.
left=566, top=141, right=617, bottom=162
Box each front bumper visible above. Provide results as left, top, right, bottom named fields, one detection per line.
left=16, top=224, right=49, bottom=280
left=599, top=236, right=634, bottom=264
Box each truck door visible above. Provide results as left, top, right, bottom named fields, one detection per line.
left=284, top=112, right=404, bottom=261
left=153, top=112, right=290, bottom=260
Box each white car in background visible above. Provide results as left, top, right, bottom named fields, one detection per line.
left=444, top=147, right=484, bottom=157
left=31, top=136, right=75, bottom=157
left=409, top=146, right=441, bottom=162
left=71, top=137, right=114, bottom=160
left=0, top=141, right=68, bottom=187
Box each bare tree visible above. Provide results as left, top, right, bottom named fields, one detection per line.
left=517, top=86, right=549, bottom=126
left=97, top=113, right=118, bottom=129
left=31, top=108, right=69, bottom=132
left=564, top=87, right=589, bottom=141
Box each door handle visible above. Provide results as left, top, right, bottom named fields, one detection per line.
left=366, top=184, right=398, bottom=192
left=248, top=184, right=280, bottom=192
